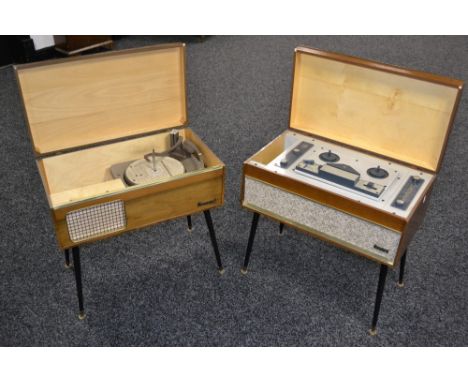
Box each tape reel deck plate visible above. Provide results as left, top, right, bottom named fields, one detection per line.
left=262, top=131, right=434, bottom=218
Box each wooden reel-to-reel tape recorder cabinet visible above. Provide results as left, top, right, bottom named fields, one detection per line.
left=240, top=47, right=463, bottom=334
left=15, top=43, right=226, bottom=319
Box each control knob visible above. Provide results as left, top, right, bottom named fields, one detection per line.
left=280, top=158, right=289, bottom=168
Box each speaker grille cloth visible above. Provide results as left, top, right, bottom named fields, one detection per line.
left=66, top=200, right=126, bottom=242
left=244, top=178, right=401, bottom=263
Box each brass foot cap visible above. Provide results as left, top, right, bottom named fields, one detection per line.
left=397, top=281, right=404, bottom=287
left=78, top=312, right=86, bottom=320
left=368, top=328, right=377, bottom=336
left=64, top=263, right=72, bottom=269
left=240, top=267, right=248, bottom=275
left=187, top=228, right=193, bottom=233
left=218, top=268, right=225, bottom=275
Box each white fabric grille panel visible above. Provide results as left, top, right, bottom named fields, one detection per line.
left=66, top=200, right=126, bottom=242
left=244, top=178, right=401, bottom=263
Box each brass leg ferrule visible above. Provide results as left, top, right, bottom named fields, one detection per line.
left=78, top=311, right=86, bottom=320
left=218, top=267, right=225, bottom=275
left=240, top=267, right=248, bottom=275
left=368, top=328, right=377, bottom=336
left=397, top=281, right=404, bottom=287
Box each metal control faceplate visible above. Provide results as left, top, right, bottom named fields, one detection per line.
left=263, top=132, right=433, bottom=218
left=295, top=161, right=386, bottom=198
left=276, top=141, right=313, bottom=169
left=391, top=176, right=425, bottom=210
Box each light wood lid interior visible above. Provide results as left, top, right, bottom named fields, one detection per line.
left=290, top=48, right=462, bottom=172
left=16, top=44, right=187, bottom=155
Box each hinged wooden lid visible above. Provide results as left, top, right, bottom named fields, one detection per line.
left=290, top=47, right=463, bottom=172
left=16, top=43, right=187, bottom=156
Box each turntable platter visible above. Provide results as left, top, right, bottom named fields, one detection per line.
left=124, top=156, right=185, bottom=186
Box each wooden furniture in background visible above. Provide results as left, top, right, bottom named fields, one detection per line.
left=55, top=35, right=113, bottom=56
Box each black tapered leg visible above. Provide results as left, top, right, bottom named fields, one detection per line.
left=203, top=210, right=224, bottom=274
left=241, top=212, right=260, bottom=274
left=64, top=249, right=71, bottom=269
left=398, top=249, right=407, bottom=287
left=369, top=264, right=388, bottom=335
left=279, top=222, right=284, bottom=235
left=72, top=246, right=86, bottom=320
left=187, top=215, right=193, bottom=232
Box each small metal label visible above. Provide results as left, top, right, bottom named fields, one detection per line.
left=373, top=244, right=389, bottom=253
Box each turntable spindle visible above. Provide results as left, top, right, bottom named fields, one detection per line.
left=151, top=148, right=156, bottom=171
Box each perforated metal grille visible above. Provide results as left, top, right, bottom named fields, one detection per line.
left=66, top=200, right=126, bottom=242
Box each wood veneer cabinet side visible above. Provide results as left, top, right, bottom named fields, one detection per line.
left=54, top=171, right=224, bottom=249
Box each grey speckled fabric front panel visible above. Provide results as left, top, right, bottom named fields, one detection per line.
left=244, top=177, right=401, bottom=263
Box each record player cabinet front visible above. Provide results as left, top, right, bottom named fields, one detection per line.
left=15, top=43, right=225, bottom=319
left=240, top=47, right=463, bottom=334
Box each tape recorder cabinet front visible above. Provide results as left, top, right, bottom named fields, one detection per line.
left=241, top=47, right=463, bottom=334
left=15, top=43, right=225, bottom=319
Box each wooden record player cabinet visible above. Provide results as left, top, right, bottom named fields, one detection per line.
left=240, top=46, right=463, bottom=334
left=15, top=43, right=225, bottom=319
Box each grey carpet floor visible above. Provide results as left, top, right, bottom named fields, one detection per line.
left=0, top=36, right=467, bottom=346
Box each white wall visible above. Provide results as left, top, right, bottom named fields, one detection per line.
left=30, top=35, right=65, bottom=50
